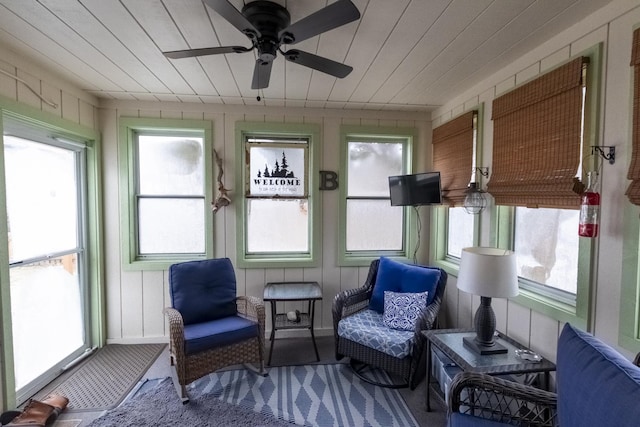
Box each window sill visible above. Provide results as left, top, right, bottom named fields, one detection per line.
left=237, top=256, right=319, bottom=269
left=432, top=258, right=461, bottom=277
left=618, top=334, right=640, bottom=355
left=338, top=253, right=413, bottom=267
left=122, top=255, right=208, bottom=271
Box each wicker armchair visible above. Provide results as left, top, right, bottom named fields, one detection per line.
left=164, top=258, right=266, bottom=402
left=448, top=372, right=558, bottom=426
left=332, top=258, right=447, bottom=389
left=447, top=326, right=640, bottom=427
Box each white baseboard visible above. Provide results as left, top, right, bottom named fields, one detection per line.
left=266, top=327, right=333, bottom=339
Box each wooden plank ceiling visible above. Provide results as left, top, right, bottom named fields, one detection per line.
left=0, top=0, right=612, bottom=111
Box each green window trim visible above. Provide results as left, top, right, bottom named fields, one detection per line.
left=430, top=105, right=484, bottom=275
left=118, top=117, right=214, bottom=271
left=495, top=206, right=592, bottom=330
left=489, top=44, right=602, bottom=330
left=338, top=125, right=417, bottom=267
left=620, top=185, right=640, bottom=352
left=234, top=122, right=321, bottom=269
left=430, top=205, right=482, bottom=276
left=619, top=24, right=640, bottom=354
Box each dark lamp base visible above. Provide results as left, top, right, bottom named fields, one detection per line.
left=463, top=336, right=508, bottom=355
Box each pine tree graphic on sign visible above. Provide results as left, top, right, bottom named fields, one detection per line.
left=260, top=151, right=296, bottom=178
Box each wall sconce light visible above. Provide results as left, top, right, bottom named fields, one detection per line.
left=463, top=167, right=489, bottom=215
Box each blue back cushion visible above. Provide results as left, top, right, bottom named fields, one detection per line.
left=169, top=258, right=237, bottom=325
left=557, top=323, right=640, bottom=427
left=369, top=257, right=441, bottom=314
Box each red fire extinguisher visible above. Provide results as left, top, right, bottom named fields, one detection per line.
left=579, top=171, right=600, bottom=238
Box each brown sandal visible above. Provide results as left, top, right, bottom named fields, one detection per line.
left=3, top=395, right=69, bottom=427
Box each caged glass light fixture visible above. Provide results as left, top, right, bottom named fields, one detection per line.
left=463, top=167, right=489, bottom=214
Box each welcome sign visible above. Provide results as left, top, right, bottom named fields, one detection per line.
left=249, top=146, right=306, bottom=197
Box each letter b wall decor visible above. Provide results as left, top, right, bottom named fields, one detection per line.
left=319, top=171, right=338, bottom=190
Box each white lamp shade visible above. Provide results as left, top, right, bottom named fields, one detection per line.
left=457, top=247, right=519, bottom=298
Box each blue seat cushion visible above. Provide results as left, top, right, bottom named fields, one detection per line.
left=557, top=323, right=640, bottom=427
left=337, top=309, right=414, bottom=359
left=169, top=258, right=237, bottom=325
left=369, top=257, right=441, bottom=313
left=183, top=315, right=259, bottom=355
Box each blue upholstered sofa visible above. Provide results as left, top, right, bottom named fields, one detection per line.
left=447, top=323, right=640, bottom=426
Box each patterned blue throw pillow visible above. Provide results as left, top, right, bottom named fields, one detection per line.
left=382, top=290, right=429, bottom=331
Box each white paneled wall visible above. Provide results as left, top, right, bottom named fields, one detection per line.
left=432, top=0, right=640, bottom=363
left=0, top=45, right=99, bottom=128
left=98, top=101, right=430, bottom=344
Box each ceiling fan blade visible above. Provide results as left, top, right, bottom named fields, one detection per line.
left=279, top=0, right=360, bottom=45
left=284, top=49, right=353, bottom=78
left=204, top=0, right=260, bottom=39
left=252, top=59, right=273, bottom=89
left=163, top=45, right=251, bottom=59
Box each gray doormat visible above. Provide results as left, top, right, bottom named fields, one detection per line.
left=33, top=344, right=165, bottom=412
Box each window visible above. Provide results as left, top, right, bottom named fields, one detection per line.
left=431, top=110, right=481, bottom=270
left=446, top=207, right=474, bottom=258
left=514, top=207, right=579, bottom=299
left=498, top=205, right=592, bottom=326
left=236, top=122, right=320, bottom=268
left=492, top=47, right=601, bottom=328
left=621, top=26, right=640, bottom=352
left=119, top=118, right=213, bottom=269
left=1, top=108, right=102, bottom=405
left=340, top=126, right=416, bottom=265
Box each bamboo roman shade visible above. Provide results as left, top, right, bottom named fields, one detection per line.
left=626, top=28, right=640, bottom=205
left=487, top=57, right=588, bottom=209
left=432, top=111, right=475, bottom=206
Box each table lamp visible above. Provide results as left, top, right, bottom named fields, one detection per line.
left=457, top=247, right=519, bottom=355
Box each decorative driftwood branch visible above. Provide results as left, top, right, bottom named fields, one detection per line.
left=212, top=149, right=231, bottom=213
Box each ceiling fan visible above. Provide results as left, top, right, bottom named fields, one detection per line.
left=163, top=0, right=361, bottom=90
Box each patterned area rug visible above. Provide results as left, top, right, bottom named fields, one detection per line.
left=191, top=363, right=419, bottom=427
left=85, top=378, right=292, bottom=427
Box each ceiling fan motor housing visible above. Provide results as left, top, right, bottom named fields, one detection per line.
left=242, top=1, right=290, bottom=62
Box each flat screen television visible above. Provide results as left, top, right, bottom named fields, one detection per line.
left=388, top=171, right=442, bottom=206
